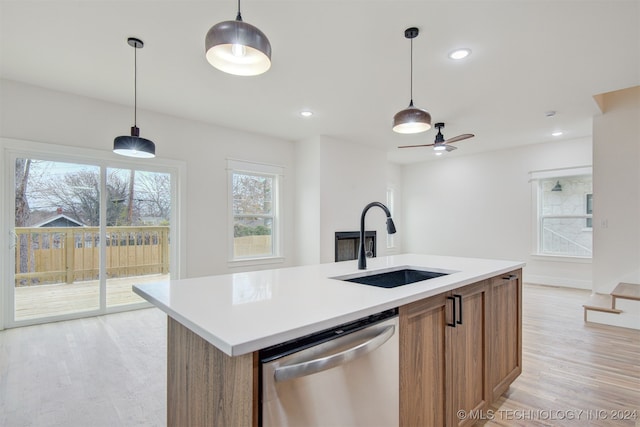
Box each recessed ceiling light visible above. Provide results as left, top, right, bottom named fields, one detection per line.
left=552, top=131, right=563, bottom=136
left=448, top=48, right=471, bottom=60
left=300, top=110, right=313, bottom=117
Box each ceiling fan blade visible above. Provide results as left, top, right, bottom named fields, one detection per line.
left=445, top=144, right=458, bottom=152
left=444, top=133, right=474, bottom=144
left=397, top=143, right=435, bottom=149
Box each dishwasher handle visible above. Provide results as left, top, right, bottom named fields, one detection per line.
left=274, top=324, right=395, bottom=383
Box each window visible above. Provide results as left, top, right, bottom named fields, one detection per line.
left=228, top=159, right=283, bottom=262
left=530, top=167, right=592, bottom=258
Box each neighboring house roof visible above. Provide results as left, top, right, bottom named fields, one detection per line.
left=33, top=214, right=85, bottom=228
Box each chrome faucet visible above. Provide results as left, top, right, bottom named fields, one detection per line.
left=358, top=202, right=396, bottom=270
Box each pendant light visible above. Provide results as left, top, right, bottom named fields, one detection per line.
left=113, top=37, right=156, bottom=159
left=393, top=27, right=431, bottom=134
left=205, top=0, right=272, bottom=76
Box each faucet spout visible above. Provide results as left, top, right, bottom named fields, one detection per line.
left=358, top=202, right=397, bottom=270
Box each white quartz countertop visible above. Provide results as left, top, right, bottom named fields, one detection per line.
left=133, top=253, right=524, bottom=356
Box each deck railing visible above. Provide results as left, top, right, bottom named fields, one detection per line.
left=14, top=226, right=169, bottom=287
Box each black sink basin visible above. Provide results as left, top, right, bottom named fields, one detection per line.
left=342, top=268, right=448, bottom=288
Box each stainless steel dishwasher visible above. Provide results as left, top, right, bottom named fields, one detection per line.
left=260, top=309, right=399, bottom=427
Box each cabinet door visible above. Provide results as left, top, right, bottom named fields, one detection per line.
left=488, top=270, right=522, bottom=401
left=400, top=293, right=449, bottom=427
left=447, top=281, right=490, bottom=427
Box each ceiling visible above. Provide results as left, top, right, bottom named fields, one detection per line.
left=1, top=1, right=638, bottom=164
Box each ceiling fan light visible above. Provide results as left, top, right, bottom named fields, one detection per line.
left=433, top=143, right=446, bottom=151
left=205, top=19, right=271, bottom=76
left=393, top=106, right=432, bottom=134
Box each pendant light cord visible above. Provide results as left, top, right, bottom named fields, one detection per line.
left=409, top=36, right=414, bottom=107
left=133, top=43, right=137, bottom=127
left=236, top=0, right=242, bottom=21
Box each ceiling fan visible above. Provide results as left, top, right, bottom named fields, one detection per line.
left=398, top=122, right=474, bottom=152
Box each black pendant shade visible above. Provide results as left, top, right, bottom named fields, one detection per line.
left=393, top=27, right=431, bottom=134
left=113, top=37, right=156, bottom=159
left=205, top=1, right=272, bottom=76
left=114, top=126, right=156, bottom=158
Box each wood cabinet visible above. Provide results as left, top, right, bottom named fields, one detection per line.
left=165, top=269, right=522, bottom=427
left=400, top=270, right=522, bottom=427
left=399, top=292, right=448, bottom=427
left=400, top=280, right=490, bottom=427
left=167, top=318, right=257, bottom=427
left=448, top=281, right=490, bottom=427
left=488, top=270, right=522, bottom=401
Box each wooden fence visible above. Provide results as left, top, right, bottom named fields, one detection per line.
left=14, top=226, right=169, bottom=287
left=233, top=235, right=272, bottom=258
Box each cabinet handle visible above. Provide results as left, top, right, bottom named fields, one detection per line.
left=447, top=296, right=456, bottom=328
left=454, top=294, right=463, bottom=325
left=502, top=274, right=517, bottom=281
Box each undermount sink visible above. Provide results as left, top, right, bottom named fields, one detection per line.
left=332, top=266, right=454, bottom=289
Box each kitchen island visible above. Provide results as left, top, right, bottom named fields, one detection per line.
left=134, top=253, right=525, bottom=427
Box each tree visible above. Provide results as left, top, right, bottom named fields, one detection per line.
left=232, top=173, right=272, bottom=215
left=33, top=168, right=129, bottom=226
left=135, top=172, right=171, bottom=221
left=24, top=162, right=171, bottom=227
left=15, top=158, right=32, bottom=279
left=105, top=170, right=130, bottom=226
left=15, top=158, right=32, bottom=227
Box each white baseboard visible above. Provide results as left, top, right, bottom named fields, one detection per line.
left=524, top=274, right=592, bottom=290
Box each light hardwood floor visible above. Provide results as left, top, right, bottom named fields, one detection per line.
left=0, top=284, right=638, bottom=427
left=482, top=284, right=639, bottom=427
left=0, top=307, right=167, bottom=427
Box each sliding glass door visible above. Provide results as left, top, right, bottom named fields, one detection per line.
left=9, top=154, right=174, bottom=325
left=14, top=159, right=102, bottom=321
left=105, top=167, right=171, bottom=308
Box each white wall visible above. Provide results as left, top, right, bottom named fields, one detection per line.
left=592, top=86, right=639, bottom=328
left=0, top=79, right=297, bottom=279
left=294, top=136, right=394, bottom=264
left=294, top=137, right=321, bottom=265
left=319, top=136, right=389, bottom=263
left=402, top=137, right=593, bottom=288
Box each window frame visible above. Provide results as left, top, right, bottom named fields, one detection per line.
left=226, top=159, right=284, bottom=267
left=529, top=166, right=593, bottom=260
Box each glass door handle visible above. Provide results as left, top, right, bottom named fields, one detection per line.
left=274, top=324, right=395, bottom=383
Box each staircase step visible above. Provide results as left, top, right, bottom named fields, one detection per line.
left=583, top=293, right=622, bottom=322
left=611, top=282, right=640, bottom=309
left=611, top=282, right=640, bottom=302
